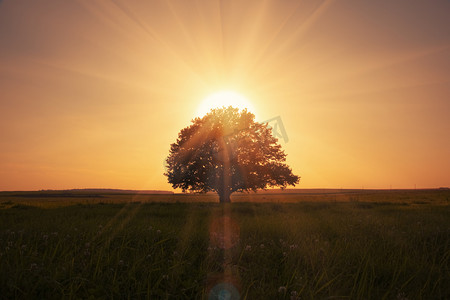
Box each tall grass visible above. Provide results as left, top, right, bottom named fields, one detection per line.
left=233, top=202, right=449, bottom=299
left=0, top=193, right=448, bottom=299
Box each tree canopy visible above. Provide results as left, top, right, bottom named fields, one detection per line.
left=164, top=107, right=299, bottom=202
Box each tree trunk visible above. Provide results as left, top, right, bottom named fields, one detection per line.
left=219, top=190, right=231, bottom=203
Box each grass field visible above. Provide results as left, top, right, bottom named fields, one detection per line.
left=0, top=190, right=449, bottom=299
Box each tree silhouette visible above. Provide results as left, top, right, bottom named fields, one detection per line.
left=164, top=107, right=299, bottom=202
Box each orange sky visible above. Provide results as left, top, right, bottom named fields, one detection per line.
left=1, top=0, right=449, bottom=191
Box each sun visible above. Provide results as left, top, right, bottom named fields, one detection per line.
left=196, top=90, right=256, bottom=118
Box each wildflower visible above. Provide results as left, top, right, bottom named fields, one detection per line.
left=278, top=286, right=287, bottom=293
left=245, top=245, right=251, bottom=251
left=162, top=274, right=169, bottom=280
left=290, top=290, right=299, bottom=300
left=397, top=292, right=408, bottom=300
left=156, top=230, right=161, bottom=234
left=260, top=244, right=265, bottom=249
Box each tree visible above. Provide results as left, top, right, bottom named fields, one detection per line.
left=164, top=106, right=299, bottom=202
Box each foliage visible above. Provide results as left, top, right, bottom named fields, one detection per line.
left=164, top=107, right=299, bottom=202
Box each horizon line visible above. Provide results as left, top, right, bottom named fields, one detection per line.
left=0, top=187, right=448, bottom=193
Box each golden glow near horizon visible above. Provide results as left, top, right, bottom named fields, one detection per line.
left=0, top=1, right=449, bottom=191
left=196, top=91, right=256, bottom=118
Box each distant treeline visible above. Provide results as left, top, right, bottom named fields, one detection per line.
left=0, top=189, right=174, bottom=198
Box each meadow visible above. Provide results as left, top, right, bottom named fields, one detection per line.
left=0, top=190, right=449, bottom=299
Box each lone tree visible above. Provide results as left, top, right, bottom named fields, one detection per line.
left=164, top=107, right=299, bottom=202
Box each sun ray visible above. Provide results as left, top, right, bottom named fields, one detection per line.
left=227, top=0, right=272, bottom=82
left=78, top=1, right=209, bottom=87
left=298, top=45, right=450, bottom=99
left=247, top=0, right=336, bottom=78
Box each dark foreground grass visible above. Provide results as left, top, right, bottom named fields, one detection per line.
left=0, top=193, right=449, bottom=299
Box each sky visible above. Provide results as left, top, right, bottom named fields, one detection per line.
left=1, top=0, right=449, bottom=191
